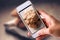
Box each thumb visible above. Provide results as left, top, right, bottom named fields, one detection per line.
left=27, top=32, right=31, bottom=37
left=37, top=27, right=50, bottom=36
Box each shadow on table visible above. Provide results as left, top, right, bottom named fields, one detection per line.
left=4, top=25, right=35, bottom=40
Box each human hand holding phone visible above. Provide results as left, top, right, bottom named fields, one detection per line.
left=11, top=0, right=60, bottom=39
left=11, top=8, right=60, bottom=40
left=28, top=10, right=60, bottom=40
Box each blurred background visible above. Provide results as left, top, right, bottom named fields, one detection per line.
left=0, top=0, right=60, bottom=40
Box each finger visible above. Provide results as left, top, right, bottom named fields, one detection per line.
left=38, top=10, right=50, bottom=17
left=27, top=32, right=31, bottom=37
left=39, top=10, right=56, bottom=22
left=39, top=10, right=51, bottom=20
left=11, top=9, right=18, bottom=17
left=36, top=37, right=42, bottom=40
left=36, top=35, right=48, bottom=40
left=37, top=27, right=50, bottom=36
left=39, top=10, right=56, bottom=27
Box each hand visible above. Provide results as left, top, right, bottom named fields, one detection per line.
left=37, top=10, right=60, bottom=37
left=28, top=10, right=60, bottom=40
left=28, top=32, right=47, bottom=40
left=11, top=9, right=60, bottom=40
left=35, top=11, right=60, bottom=39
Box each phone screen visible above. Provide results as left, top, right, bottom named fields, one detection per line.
left=18, top=5, right=45, bottom=34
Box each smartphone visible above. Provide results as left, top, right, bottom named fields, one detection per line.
left=16, top=0, right=46, bottom=38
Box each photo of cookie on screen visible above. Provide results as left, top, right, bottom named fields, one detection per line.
left=23, top=9, right=41, bottom=29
